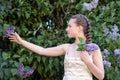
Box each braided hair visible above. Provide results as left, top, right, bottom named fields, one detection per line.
left=71, top=14, right=92, bottom=44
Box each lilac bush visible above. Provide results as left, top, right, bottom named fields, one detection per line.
left=103, top=49, right=110, bottom=58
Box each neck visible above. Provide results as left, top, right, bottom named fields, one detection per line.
left=74, top=35, right=86, bottom=44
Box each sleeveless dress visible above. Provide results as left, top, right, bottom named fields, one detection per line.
left=63, top=43, right=93, bottom=80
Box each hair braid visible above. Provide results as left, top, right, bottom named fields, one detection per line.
left=83, top=16, right=92, bottom=44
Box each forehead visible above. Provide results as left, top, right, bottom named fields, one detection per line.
left=68, top=19, right=76, bottom=24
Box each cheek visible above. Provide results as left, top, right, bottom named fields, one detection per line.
left=71, top=28, right=78, bottom=34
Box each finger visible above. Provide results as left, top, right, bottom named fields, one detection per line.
left=9, top=37, right=16, bottom=40
left=15, top=32, right=19, bottom=36
left=9, top=35, right=16, bottom=38
left=10, top=40, right=17, bottom=42
left=10, top=32, right=16, bottom=35
left=10, top=40, right=15, bottom=42
left=9, top=33, right=16, bottom=37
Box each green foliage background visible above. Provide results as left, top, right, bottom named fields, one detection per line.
left=0, top=0, right=120, bottom=80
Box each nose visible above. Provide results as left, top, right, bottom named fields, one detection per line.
left=66, top=27, right=69, bottom=32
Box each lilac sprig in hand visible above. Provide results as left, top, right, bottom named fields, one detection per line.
left=77, top=37, right=99, bottom=55
left=4, top=26, right=15, bottom=38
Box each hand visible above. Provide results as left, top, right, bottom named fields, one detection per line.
left=9, top=32, right=23, bottom=44
left=80, top=51, right=92, bottom=64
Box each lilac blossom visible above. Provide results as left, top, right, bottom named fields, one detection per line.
left=18, top=64, right=24, bottom=76
left=7, top=5, right=12, bottom=10
left=103, top=26, right=110, bottom=36
left=109, top=31, right=119, bottom=40
left=103, top=49, right=110, bottom=57
left=103, top=24, right=120, bottom=40
left=110, top=24, right=120, bottom=40
left=84, top=43, right=99, bottom=55
left=114, top=49, right=120, bottom=56
left=77, top=38, right=99, bottom=55
left=4, top=26, right=15, bottom=38
left=82, top=0, right=99, bottom=11
left=103, top=60, right=111, bottom=68
left=91, top=0, right=98, bottom=8
left=85, top=43, right=99, bottom=52
left=18, top=64, right=35, bottom=78
left=112, top=24, right=119, bottom=32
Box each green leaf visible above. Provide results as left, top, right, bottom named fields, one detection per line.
left=27, top=56, right=33, bottom=64
left=25, top=12, right=30, bottom=19
left=0, top=68, right=3, bottom=79
left=10, top=77, right=16, bottom=80
left=2, top=52, right=9, bottom=60
left=33, top=61, right=38, bottom=69
left=19, top=55, right=26, bottom=63
left=4, top=68, right=10, bottom=77
left=11, top=68, right=17, bottom=76
left=24, top=66, right=31, bottom=72
left=13, top=54, right=20, bottom=58
left=1, top=62, right=7, bottom=68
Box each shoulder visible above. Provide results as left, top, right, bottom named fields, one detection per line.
left=60, top=43, right=71, bottom=49
left=91, top=43, right=102, bottom=56
left=59, top=43, right=71, bottom=52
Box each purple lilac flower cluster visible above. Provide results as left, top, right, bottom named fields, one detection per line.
left=4, top=26, right=15, bottom=38
left=103, top=24, right=120, bottom=40
left=103, top=49, right=111, bottom=68
left=18, top=64, right=35, bottom=78
left=85, top=43, right=99, bottom=55
left=7, top=4, right=12, bottom=10
left=103, top=60, right=111, bottom=68
left=114, top=49, right=120, bottom=68
left=82, top=0, right=99, bottom=11
left=114, top=49, right=120, bottom=55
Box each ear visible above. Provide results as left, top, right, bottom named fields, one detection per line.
left=78, top=25, right=83, bottom=32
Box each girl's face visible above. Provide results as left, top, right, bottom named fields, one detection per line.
left=66, top=19, right=83, bottom=38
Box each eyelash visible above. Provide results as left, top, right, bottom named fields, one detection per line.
left=68, top=25, right=71, bottom=28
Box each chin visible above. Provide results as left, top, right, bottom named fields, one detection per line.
left=68, top=35, right=74, bottom=38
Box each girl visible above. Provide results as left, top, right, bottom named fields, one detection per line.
left=9, top=14, right=104, bottom=80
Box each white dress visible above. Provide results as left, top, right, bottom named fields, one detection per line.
left=63, top=44, right=93, bottom=80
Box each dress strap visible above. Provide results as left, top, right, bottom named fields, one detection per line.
left=66, top=44, right=72, bottom=55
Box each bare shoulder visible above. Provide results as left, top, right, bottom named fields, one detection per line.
left=60, top=43, right=71, bottom=52
left=92, top=48, right=103, bottom=61
left=91, top=43, right=102, bottom=57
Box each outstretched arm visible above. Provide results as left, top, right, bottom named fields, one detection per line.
left=9, top=32, right=69, bottom=56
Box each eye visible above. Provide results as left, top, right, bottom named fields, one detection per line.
left=68, top=24, right=71, bottom=28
